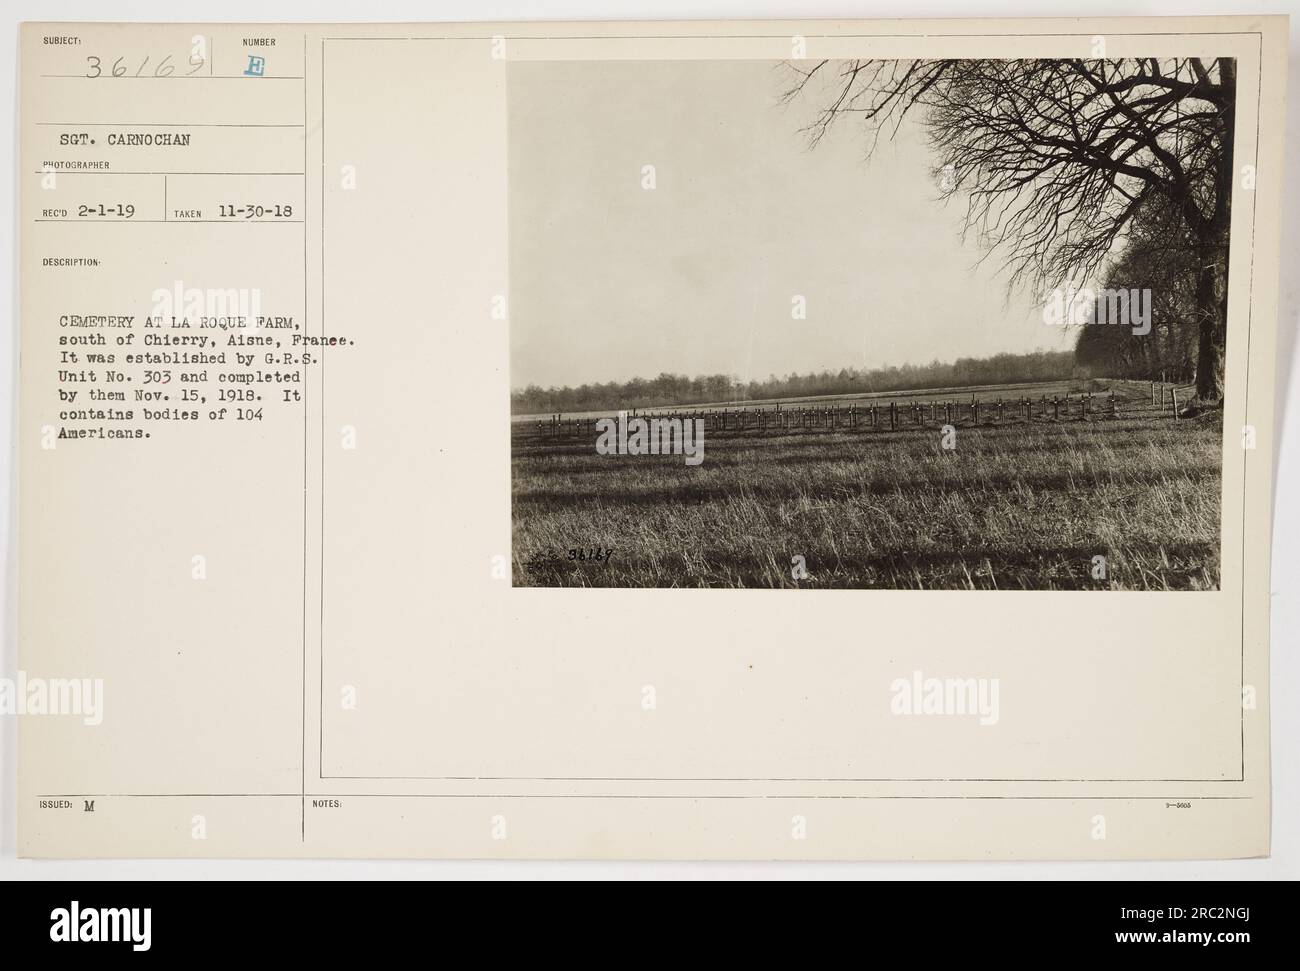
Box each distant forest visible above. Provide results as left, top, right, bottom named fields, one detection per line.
left=511, top=349, right=1080, bottom=415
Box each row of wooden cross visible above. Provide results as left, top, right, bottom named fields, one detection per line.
left=530, top=391, right=1141, bottom=438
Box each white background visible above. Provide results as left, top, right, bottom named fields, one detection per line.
left=1, top=0, right=1296, bottom=880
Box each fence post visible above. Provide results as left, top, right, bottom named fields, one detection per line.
left=1171, top=387, right=1179, bottom=420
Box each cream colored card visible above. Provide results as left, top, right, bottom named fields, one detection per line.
left=17, top=17, right=1285, bottom=859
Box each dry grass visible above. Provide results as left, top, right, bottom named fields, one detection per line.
left=510, top=382, right=1221, bottom=590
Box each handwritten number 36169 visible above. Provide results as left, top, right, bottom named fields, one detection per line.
left=85, top=55, right=205, bottom=78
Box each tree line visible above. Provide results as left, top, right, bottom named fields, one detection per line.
left=1073, top=199, right=1201, bottom=383
left=511, top=350, right=1077, bottom=414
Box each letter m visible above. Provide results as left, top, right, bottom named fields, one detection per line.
left=648, top=417, right=683, bottom=455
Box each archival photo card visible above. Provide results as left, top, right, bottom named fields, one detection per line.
left=16, top=17, right=1284, bottom=861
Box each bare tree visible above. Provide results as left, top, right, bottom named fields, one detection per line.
left=783, top=58, right=1235, bottom=407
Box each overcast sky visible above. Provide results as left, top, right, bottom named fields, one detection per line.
left=509, top=59, right=1068, bottom=390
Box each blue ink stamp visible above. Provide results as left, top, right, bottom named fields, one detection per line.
left=244, top=55, right=266, bottom=77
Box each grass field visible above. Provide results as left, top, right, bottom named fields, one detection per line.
left=510, top=380, right=1222, bottom=590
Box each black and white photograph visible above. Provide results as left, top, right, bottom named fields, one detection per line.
left=510, top=56, right=1236, bottom=590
